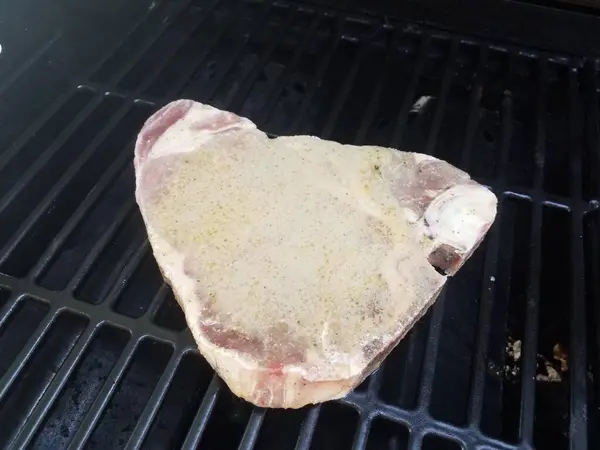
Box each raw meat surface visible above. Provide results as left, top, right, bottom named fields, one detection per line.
left=134, top=99, right=497, bottom=408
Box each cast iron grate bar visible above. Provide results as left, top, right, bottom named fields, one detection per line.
left=288, top=15, right=344, bottom=134
left=180, top=376, right=222, bottom=448
left=408, top=427, right=426, bottom=450
left=377, top=400, right=520, bottom=450
left=461, top=46, right=488, bottom=169
left=0, top=88, right=80, bottom=175
left=0, top=306, right=58, bottom=403
left=389, top=34, right=431, bottom=149
left=124, top=350, right=184, bottom=450
left=23, top=149, right=132, bottom=280
left=365, top=365, right=385, bottom=404
left=75, top=0, right=222, bottom=110
left=65, top=200, right=137, bottom=294
left=586, top=207, right=600, bottom=447
left=255, top=13, right=323, bottom=127
left=130, top=0, right=229, bottom=97
left=101, top=240, right=149, bottom=307
left=519, top=57, right=548, bottom=446
left=567, top=66, right=589, bottom=450
left=217, top=4, right=299, bottom=112
left=10, top=322, right=98, bottom=449
left=0, top=91, right=101, bottom=212
left=499, top=189, right=583, bottom=211
left=0, top=34, right=60, bottom=99
left=163, top=0, right=247, bottom=100
left=394, top=316, right=429, bottom=409
left=585, top=62, right=600, bottom=200
left=350, top=415, right=369, bottom=450
left=337, top=391, right=363, bottom=413
left=199, top=1, right=275, bottom=104
left=353, top=33, right=392, bottom=146
left=237, top=408, right=266, bottom=450
left=98, top=0, right=198, bottom=87
left=0, top=290, right=21, bottom=329
left=24, top=111, right=132, bottom=276
left=142, top=283, right=171, bottom=324
left=467, top=55, right=514, bottom=426
left=320, top=35, right=371, bottom=140
left=0, top=273, right=180, bottom=345
left=294, top=405, right=321, bottom=450
left=424, top=39, right=459, bottom=155
left=31, top=195, right=136, bottom=283
left=225, top=6, right=299, bottom=113
left=66, top=337, right=140, bottom=450
left=0, top=92, right=99, bottom=214
left=82, top=0, right=185, bottom=85
left=466, top=187, right=506, bottom=426
left=416, top=292, right=447, bottom=411
left=70, top=226, right=146, bottom=305
left=0, top=103, right=134, bottom=268
left=124, top=5, right=221, bottom=93
left=0, top=71, right=186, bottom=277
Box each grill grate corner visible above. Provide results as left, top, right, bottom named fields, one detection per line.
left=0, top=0, right=598, bottom=449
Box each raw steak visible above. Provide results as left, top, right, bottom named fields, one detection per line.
left=134, top=99, right=497, bottom=408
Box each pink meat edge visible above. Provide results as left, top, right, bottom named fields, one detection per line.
left=239, top=282, right=448, bottom=408
left=133, top=99, right=195, bottom=171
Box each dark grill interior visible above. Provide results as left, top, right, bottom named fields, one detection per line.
left=0, top=0, right=599, bottom=448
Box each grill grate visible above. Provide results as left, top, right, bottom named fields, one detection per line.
left=0, top=0, right=599, bottom=449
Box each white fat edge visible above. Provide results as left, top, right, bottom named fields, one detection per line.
left=146, top=102, right=256, bottom=162
left=423, top=184, right=497, bottom=252
left=412, top=152, right=437, bottom=164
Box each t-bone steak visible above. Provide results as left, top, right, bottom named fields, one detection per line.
left=134, top=99, right=497, bottom=408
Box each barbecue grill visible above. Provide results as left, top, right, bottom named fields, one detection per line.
left=0, top=0, right=599, bottom=448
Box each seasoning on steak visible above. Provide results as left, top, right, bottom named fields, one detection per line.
left=134, top=99, right=497, bottom=408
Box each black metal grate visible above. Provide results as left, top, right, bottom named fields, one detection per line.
left=512, top=0, right=600, bottom=16
left=0, top=0, right=599, bottom=449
